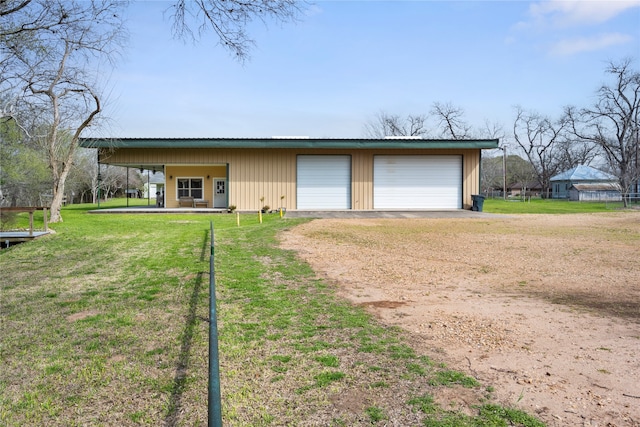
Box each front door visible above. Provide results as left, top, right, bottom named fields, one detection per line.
left=213, top=179, right=227, bottom=208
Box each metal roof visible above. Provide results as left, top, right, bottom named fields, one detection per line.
left=80, top=137, right=499, bottom=150
left=571, top=183, right=621, bottom=191
left=551, top=165, right=617, bottom=182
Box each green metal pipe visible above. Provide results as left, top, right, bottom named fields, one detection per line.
left=209, top=221, right=223, bottom=426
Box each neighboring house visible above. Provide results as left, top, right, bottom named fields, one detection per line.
left=510, top=181, right=543, bottom=197
left=80, top=137, right=499, bottom=210
left=125, top=189, right=139, bottom=198
left=143, top=172, right=166, bottom=199
left=551, top=165, right=621, bottom=201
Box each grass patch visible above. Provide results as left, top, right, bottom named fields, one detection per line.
left=365, top=406, right=387, bottom=423
left=314, top=371, right=345, bottom=387
left=477, top=404, right=546, bottom=427
left=483, top=197, right=620, bottom=214
left=315, top=354, right=340, bottom=367
left=296, top=371, right=345, bottom=394
left=408, top=394, right=438, bottom=414
left=0, top=200, right=544, bottom=426
left=428, top=370, right=481, bottom=388
left=410, top=394, right=545, bottom=427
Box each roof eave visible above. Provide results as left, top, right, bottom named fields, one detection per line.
left=80, top=137, right=500, bottom=150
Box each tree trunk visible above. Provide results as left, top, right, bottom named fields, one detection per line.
left=49, top=156, right=73, bottom=223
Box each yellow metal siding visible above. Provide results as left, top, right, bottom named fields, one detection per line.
left=463, top=151, right=480, bottom=209
left=352, top=152, right=373, bottom=210
left=165, top=165, right=226, bottom=207
left=99, top=147, right=482, bottom=210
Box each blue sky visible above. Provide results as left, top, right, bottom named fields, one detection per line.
left=101, top=0, right=640, bottom=139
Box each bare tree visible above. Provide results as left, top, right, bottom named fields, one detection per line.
left=363, top=111, right=430, bottom=138
left=1, top=0, right=126, bottom=222
left=0, top=115, right=50, bottom=206
left=513, top=106, right=569, bottom=197
left=365, top=103, right=479, bottom=140
left=566, top=59, right=640, bottom=204
left=507, top=154, right=538, bottom=192
left=480, top=155, right=504, bottom=194
left=430, top=102, right=473, bottom=139
left=170, top=0, right=303, bottom=61
left=479, top=119, right=507, bottom=140
left=0, top=0, right=32, bottom=18
left=2, top=0, right=305, bottom=222
left=554, top=136, right=598, bottom=172
left=1, top=0, right=98, bottom=114
left=97, top=165, right=131, bottom=201
left=481, top=152, right=537, bottom=198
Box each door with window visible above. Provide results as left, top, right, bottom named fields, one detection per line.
left=213, top=179, right=227, bottom=208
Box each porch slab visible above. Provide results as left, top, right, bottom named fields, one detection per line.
left=87, top=207, right=227, bottom=214
left=87, top=207, right=503, bottom=219
left=284, top=210, right=504, bottom=219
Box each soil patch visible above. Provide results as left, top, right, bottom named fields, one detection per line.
left=66, top=310, right=100, bottom=322
left=280, top=212, right=640, bottom=427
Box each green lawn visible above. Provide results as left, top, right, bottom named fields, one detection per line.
left=1, top=202, right=544, bottom=426
left=483, top=197, right=626, bottom=214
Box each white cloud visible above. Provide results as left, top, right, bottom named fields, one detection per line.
left=304, top=4, right=324, bottom=18
left=528, top=0, right=640, bottom=28
left=549, top=32, right=633, bottom=56
left=510, top=1, right=639, bottom=55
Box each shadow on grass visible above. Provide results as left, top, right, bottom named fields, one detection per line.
left=164, top=228, right=209, bottom=426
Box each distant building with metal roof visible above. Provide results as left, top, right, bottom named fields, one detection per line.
left=551, top=165, right=620, bottom=201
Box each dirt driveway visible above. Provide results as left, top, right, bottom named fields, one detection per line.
left=280, top=212, right=640, bottom=427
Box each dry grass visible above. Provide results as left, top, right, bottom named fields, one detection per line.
left=1, top=207, right=545, bottom=426
left=292, top=213, right=640, bottom=320
left=280, top=211, right=640, bottom=426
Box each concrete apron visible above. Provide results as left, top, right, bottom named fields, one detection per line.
left=88, top=208, right=503, bottom=219
left=284, top=210, right=503, bottom=219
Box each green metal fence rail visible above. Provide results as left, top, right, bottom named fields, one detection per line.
left=209, top=221, right=223, bottom=426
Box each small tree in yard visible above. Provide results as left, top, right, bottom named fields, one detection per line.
left=2, top=1, right=303, bottom=222
left=566, top=59, right=640, bottom=206
left=1, top=0, right=126, bottom=222
left=0, top=116, right=50, bottom=206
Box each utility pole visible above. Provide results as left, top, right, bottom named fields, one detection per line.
left=503, top=146, right=507, bottom=200
left=497, top=146, right=507, bottom=200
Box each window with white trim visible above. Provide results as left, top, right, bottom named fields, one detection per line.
left=177, top=178, right=203, bottom=199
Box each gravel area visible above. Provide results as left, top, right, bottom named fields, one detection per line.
left=280, top=212, right=640, bottom=427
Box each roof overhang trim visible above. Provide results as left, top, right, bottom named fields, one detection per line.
left=80, top=137, right=499, bottom=150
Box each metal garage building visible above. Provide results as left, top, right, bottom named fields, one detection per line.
left=80, top=137, right=498, bottom=211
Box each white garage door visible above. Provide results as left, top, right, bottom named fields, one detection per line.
left=297, top=155, right=351, bottom=209
left=374, top=155, right=462, bottom=209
